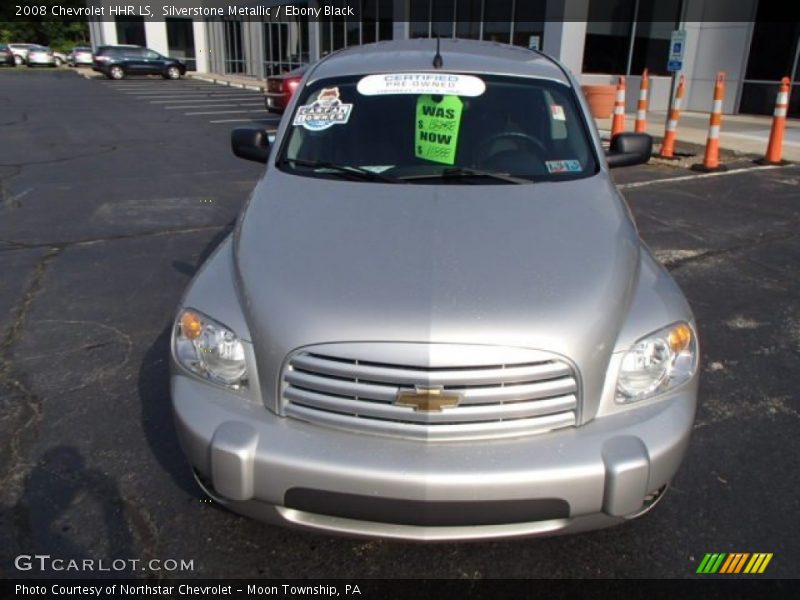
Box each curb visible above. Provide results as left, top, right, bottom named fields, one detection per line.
left=189, top=73, right=265, bottom=92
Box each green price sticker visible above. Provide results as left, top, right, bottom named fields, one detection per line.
left=415, top=95, right=463, bottom=165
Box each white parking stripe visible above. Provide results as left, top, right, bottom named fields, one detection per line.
left=135, top=94, right=261, bottom=100
left=185, top=109, right=270, bottom=115
left=618, top=165, right=781, bottom=189
left=150, top=97, right=258, bottom=103
left=165, top=103, right=263, bottom=109
left=127, top=91, right=260, bottom=97
left=209, top=118, right=278, bottom=124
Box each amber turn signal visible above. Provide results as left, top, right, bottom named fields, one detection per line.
left=180, top=311, right=204, bottom=340
left=668, top=323, right=692, bottom=353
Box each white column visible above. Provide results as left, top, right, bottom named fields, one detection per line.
left=193, top=20, right=209, bottom=73
left=543, top=21, right=588, bottom=77
left=99, top=20, right=118, bottom=46
left=542, top=0, right=590, bottom=77
left=393, top=0, right=410, bottom=40
left=144, top=20, right=169, bottom=55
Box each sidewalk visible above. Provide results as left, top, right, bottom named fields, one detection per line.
left=190, top=72, right=798, bottom=162
left=596, top=110, right=800, bottom=162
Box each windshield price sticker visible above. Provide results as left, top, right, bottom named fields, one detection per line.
left=415, top=95, right=463, bottom=165
left=293, top=87, right=353, bottom=131
left=545, top=159, right=582, bottom=173
left=358, top=73, right=485, bottom=97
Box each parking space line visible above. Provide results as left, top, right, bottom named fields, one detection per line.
left=150, top=97, right=258, bottom=103
left=136, top=95, right=261, bottom=101
left=165, top=103, right=263, bottom=109
left=209, top=119, right=279, bottom=124
left=618, top=165, right=782, bottom=190
left=128, top=92, right=260, bottom=97
left=185, top=109, right=271, bottom=115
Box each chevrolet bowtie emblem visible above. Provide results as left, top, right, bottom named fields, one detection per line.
left=395, top=386, right=461, bottom=412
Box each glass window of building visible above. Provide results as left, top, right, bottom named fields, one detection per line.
left=115, top=17, right=146, bottom=47
left=263, top=13, right=309, bottom=77
left=512, top=1, right=545, bottom=49
left=741, top=0, right=800, bottom=117
left=583, top=0, right=683, bottom=76
left=410, top=0, right=543, bottom=49
left=410, top=0, right=430, bottom=38
left=582, top=0, right=636, bottom=74
left=321, top=0, right=394, bottom=55
left=222, top=19, right=246, bottom=74
left=481, top=1, right=512, bottom=43
left=166, top=18, right=196, bottom=71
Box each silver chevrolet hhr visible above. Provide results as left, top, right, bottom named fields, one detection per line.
left=171, top=39, right=699, bottom=541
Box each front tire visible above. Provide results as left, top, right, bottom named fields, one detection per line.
left=14, top=55, right=23, bottom=66
left=54, top=58, right=63, bottom=67
left=108, top=65, right=125, bottom=80
left=164, top=66, right=181, bottom=80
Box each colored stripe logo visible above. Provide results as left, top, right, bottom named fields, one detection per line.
left=696, top=553, right=773, bottom=574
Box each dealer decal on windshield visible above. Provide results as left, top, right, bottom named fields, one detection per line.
left=358, top=73, right=485, bottom=97
left=415, top=95, right=463, bottom=165
left=545, top=159, right=582, bottom=173
left=293, top=87, right=353, bottom=131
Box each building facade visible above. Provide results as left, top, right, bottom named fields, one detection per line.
left=87, top=0, right=800, bottom=116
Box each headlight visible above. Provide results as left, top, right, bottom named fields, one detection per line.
left=616, top=322, right=697, bottom=403
left=174, top=309, right=247, bottom=389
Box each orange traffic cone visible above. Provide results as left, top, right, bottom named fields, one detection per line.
left=611, top=76, right=626, bottom=137
left=692, top=72, right=727, bottom=172
left=634, top=69, right=649, bottom=132
left=659, top=75, right=686, bottom=159
left=755, top=77, right=792, bottom=166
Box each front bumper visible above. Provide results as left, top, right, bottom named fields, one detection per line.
left=172, top=374, right=697, bottom=541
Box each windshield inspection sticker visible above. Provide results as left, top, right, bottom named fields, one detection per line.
left=293, top=87, right=352, bottom=131
left=545, top=159, right=582, bottom=173
left=415, top=95, right=463, bottom=165
left=358, top=73, right=485, bottom=97
left=551, top=104, right=566, bottom=121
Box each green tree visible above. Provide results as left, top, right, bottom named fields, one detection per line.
left=0, top=1, right=89, bottom=51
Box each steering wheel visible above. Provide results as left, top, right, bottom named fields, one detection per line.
left=474, top=131, right=548, bottom=164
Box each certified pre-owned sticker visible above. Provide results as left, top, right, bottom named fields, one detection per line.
left=545, top=159, right=582, bottom=173
left=293, top=87, right=353, bottom=131
left=357, top=73, right=486, bottom=97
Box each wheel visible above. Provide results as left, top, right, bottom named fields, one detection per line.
left=164, top=66, right=181, bottom=80
left=14, top=55, right=23, bottom=66
left=54, top=57, right=63, bottom=67
left=108, top=65, right=125, bottom=80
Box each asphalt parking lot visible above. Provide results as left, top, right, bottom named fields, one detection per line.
left=1, top=69, right=798, bottom=579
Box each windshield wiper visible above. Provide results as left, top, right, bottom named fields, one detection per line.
left=278, top=158, right=404, bottom=183
left=399, top=167, right=530, bottom=184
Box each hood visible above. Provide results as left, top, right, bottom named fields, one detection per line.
left=235, top=169, right=640, bottom=416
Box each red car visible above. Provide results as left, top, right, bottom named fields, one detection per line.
left=264, top=65, right=307, bottom=112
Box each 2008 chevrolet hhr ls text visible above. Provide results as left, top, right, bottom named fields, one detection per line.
left=170, top=39, right=699, bottom=541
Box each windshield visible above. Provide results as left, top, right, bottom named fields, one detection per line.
left=277, top=73, right=598, bottom=184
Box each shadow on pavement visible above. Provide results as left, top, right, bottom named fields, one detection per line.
left=137, top=226, right=234, bottom=499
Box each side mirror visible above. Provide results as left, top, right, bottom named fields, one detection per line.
left=231, top=127, right=270, bottom=163
left=606, top=132, right=652, bottom=168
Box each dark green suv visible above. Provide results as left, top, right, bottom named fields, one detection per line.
left=92, top=45, right=186, bottom=80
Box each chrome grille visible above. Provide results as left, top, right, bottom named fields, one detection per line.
left=281, top=344, right=579, bottom=441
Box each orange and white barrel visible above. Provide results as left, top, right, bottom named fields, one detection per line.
left=693, top=72, right=726, bottom=172
left=757, top=77, right=792, bottom=165
left=611, top=76, right=626, bottom=137
left=634, top=69, right=649, bottom=133
left=659, top=75, right=686, bottom=158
